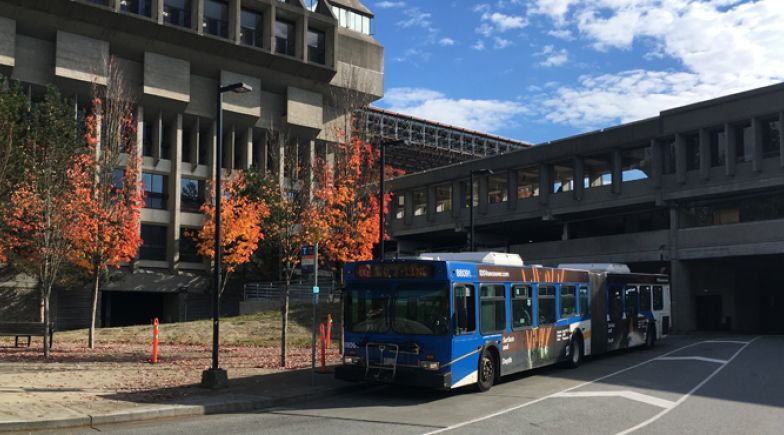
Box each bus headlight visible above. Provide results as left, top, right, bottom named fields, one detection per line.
left=343, top=356, right=361, bottom=365
left=419, top=361, right=440, bottom=370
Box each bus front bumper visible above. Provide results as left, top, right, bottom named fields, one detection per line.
left=335, top=365, right=452, bottom=390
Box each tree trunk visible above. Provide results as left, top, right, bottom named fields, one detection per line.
left=280, top=277, right=290, bottom=368
left=88, top=265, right=100, bottom=349
left=42, top=284, right=51, bottom=359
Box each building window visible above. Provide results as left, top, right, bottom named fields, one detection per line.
left=487, top=172, right=508, bottom=204
left=394, top=194, right=404, bottom=219
left=180, top=178, right=205, bottom=212
left=203, top=0, right=228, bottom=38
left=240, top=8, right=263, bottom=47
left=622, top=147, right=650, bottom=181
left=685, top=133, right=700, bottom=171
left=142, top=172, right=168, bottom=209
left=517, top=167, right=539, bottom=199
left=330, top=5, right=371, bottom=34
left=735, top=123, right=753, bottom=162
left=87, top=0, right=111, bottom=6
left=560, top=285, right=577, bottom=319
left=625, top=286, right=638, bottom=317
left=462, top=179, right=479, bottom=208
left=161, top=125, right=172, bottom=160
left=179, top=227, right=201, bottom=263
left=552, top=163, right=574, bottom=193
left=307, top=28, right=326, bottom=64
left=709, top=129, right=726, bottom=167
left=454, top=284, right=476, bottom=334
left=163, top=0, right=191, bottom=28
left=435, top=184, right=451, bottom=213
left=182, top=127, right=192, bottom=163
left=511, top=285, right=532, bottom=329
left=640, top=285, right=652, bottom=312
left=120, top=0, right=152, bottom=17
left=275, top=19, right=296, bottom=56
left=761, top=118, right=781, bottom=159
left=653, top=286, right=664, bottom=310
left=609, top=287, right=623, bottom=319
left=198, top=125, right=210, bottom=165
left=479, top=284, right=506, bottom=334
left=538, top=285, right=556, bottom=325
left=142, top=120, right=153, bottom=157
left=139, top=225, right=168, bottom=261
left=413, top=189, right=426, bottom=216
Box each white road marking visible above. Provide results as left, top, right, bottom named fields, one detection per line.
left=421, top=339, right=714, bottom=435
left=656, top=356, right=728, bottom=364
left=615, top=336, right=759, bottom=435
left=702, top=340, right=749, bottom=345
left=553, top=391, right=676, bottom=409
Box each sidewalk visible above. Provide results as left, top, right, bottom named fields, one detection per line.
left=0, top=343, right=355, bottom=432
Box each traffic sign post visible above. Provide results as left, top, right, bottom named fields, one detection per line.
left=310, top=242, right=319, bottom=386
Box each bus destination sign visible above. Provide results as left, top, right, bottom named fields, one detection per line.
left=355, top=263, right=435, bottom=279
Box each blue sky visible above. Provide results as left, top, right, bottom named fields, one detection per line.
left=368, top=0, right=784, bottom=144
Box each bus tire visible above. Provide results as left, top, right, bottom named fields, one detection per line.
left=476, top=348, right=496, bottom=392
left=645, top=324, right=656, bottom=349
left=566, top=335, right=584, bottom=369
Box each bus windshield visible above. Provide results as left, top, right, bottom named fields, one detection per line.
left=345, top=283, right=449, bottom=335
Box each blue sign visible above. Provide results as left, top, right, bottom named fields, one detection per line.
left=313, top=286, right=320, bottom=294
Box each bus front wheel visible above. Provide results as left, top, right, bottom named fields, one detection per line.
left=566, top=336, right=584, bottom=369
left=476, top=349, right=496, bottom=392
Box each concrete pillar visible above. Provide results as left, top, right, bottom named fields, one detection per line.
left=265, top=3, right=275, bottom=51
left=153, top=111, right=163, bottom=164
left=651, top=139, right=662, bottom=188
left=298, top=15, right=307, bottom=61
left=699, top=129, right=710, bottom=180
left=508, top=169, right=518, bottom=210
left=257, top=132, right=268, bottom=173
left=275, top=132, right=285, bottom=188
left=725, top=123, right=736, bottom=176
left=538, top=164, right=550, bottom=205
left=451, top=179, right=461, bottom=219
left=573, top=156, right=584, bottom=200
left=169, top=114, right=183, bottom=271
left=752, top=117, right=763, bottom=172
left=307, top=139, right=315, bottom=192
left=779, top=112, right=784, bottom=168
left=670, top=260, right=693, bottom=332
left=208, top=120, right=217, bottom=180
left=241, top=127, right=253, bottom=170
left=561, top=222, right=570, bottom=241
left=675, top=133, right=687, bottom=184
left=155, top=0, right=164, bottom=24
left=426, top=185, right=436, bottom=222
left=612, top=149, right=622, bottom=194
left=478, top=174, right=488, bottom=215
left=229, top=0, right=241, bottom=43
left=193, top=0, right=204, bottom=33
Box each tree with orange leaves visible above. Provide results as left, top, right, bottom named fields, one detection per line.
left=194, top=172, right=268, bottom=296
left=310, top=128, right=388, bottom=281
left=67, top=94, right=143, bottom=349
left=5, top=86, right=87, bottom=358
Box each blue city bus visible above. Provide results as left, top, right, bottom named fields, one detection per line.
left=335, top=253, right=671, bottom=391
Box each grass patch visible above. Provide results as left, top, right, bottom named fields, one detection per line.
left=55, top=302, right=342, bottom=348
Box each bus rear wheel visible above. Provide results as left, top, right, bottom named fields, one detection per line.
left=476, top=349, right=496, bottom=392
left=645, top=324, right=656, bottom=348
left=566, top=336, right=584, bottom=369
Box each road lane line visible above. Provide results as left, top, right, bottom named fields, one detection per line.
left=615, top=336, right=760, bottom=435
left=421, top=339, right=713, bottom=435
left=656, top=356, right=728, bottom=364
left=702, top=340, right=749, bottom=345
left=553, top=391, right=676, bottom=409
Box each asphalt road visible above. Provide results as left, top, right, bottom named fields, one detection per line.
left=37, top=335, right=784, bottom=435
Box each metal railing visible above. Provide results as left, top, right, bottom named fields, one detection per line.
left=243, top=280, right=339, bottom=302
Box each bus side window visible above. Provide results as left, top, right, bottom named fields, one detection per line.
left=609, top=287, right=623, bottom=320
left=625, top=286, right=638, bottom=317
left=640, top=286, right=652, bottom=312
left=454, top=284, right=476, bottom=334
left=479, top=284, right=506, bottom=334
left=559, top=285, right=577, bottom=319
left=578, top=286, right=589, bottom=317
left=538, top=286, right=556, bottom=325
left=653, top=286, right=664, bottom=311
left=511, top=285, right=533, bottom=329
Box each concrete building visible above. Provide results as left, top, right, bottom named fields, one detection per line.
left=387, top=83, right=784, bottom=334
left=0, top=0, right=382, bottom=328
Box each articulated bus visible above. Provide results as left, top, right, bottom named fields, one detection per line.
left=335, top=252, right=671, bottom=391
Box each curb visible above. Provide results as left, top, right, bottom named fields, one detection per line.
left=0, top=382, right=367, bottom=433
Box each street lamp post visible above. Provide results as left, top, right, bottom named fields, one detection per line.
left=201, top=82, right=252, bottom=390
left=468, top=169, right=493, bottom=252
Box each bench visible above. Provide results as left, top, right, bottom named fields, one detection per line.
left=0, top=322, right=55, bottom=348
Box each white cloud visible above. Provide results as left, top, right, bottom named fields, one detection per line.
left=532, top=0, right=784, bottom=128
left=398, top=8, right=435, bottom=32
left=376, top=1, right=405, bottom=9
left=476, top=10, right=528, bottom=37
left=471, top=40, right=486, bottom=51
left=439, top=37, right=456, bottom=46
left=548, top=28, right=574, bottom=40
left=494, top=37, right=513, bottom=49
left=392, top=48, right=431, bottom=64
left=542, top=50, right=568, bottom=67
left=383, top=87, right=530, bottom=133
